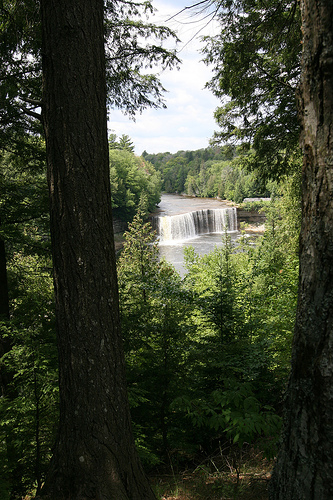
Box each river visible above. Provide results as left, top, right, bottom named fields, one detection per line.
left=151, top=194, right=243, bottom=276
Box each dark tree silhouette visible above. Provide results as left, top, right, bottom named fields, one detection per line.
left=40, top=0, right=156, bottom=498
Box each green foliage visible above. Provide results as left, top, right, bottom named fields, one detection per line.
left=0, top=253, right=58, bottom=498
left=116, top=179, right=299, bottom=468
left=109, top=147, right=162, bottom=220
left=0, top=0, right=179, bottom=152
left=240, top=199, right=272, bottom=213
left=104, top=1, right=180, bottom=115
left=175, top=380, right=282, bottom=450
left=109, top=133, right=135, bottom=153
left=0, top=145, right=49, bottom=254
left=145, top=146, right=236, bottom=194
left=202, top=0, right=301, bottom=180
left=0, top=144, right=300, bottom=494
left=178, top=182, right=299, bottom=456
left=117, top=209, right=195, bottom=461
left=0, top=0, right=42, bottom=155
left=0, top=146, right=56, bottom=498
left=146, top=146, right=272, bottom=201
left=0, top=0, right=303, bottom=493
left=184, top=231, right=248, bottom=345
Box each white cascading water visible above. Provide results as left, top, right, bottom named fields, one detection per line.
left=158, top=207, right=237, bottom=243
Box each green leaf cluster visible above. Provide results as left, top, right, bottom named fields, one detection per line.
left=176, top=381, right=281, bottom=449
left=0, top=144, right=49, bottom=252
left=0, top=253, right=58, bottom=498
left=104, top=0, right=180, bottom=115
left=117, top=209, right=195, bottom=462
left=0, top=172, right=300, bottom=494
left=201, top=0, right=301, bottom=180
left=0, top=0, right=179, bottom=158
left=0, top=148, right=54, bottom=498
left=109, top=146, right=162, bottom=220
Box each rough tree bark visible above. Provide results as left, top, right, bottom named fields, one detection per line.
left=40, top=0, right=156, bottom=498
left=0, top=234, right=10, bottom=396
left=0, top=239, right=9, bottom=321
left=270, top=0, right=333, bottom=498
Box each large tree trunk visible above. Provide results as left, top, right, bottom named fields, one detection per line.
left=270, top=1, right=333, bottom=498
left=0, top=238, right=9, bottom=321
left=0, top=235, right=10, bottom=396
left=40, top=1, right=155, bottom=498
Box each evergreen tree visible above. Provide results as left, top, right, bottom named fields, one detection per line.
left=118, top=209, right=193, bottom=460
left=40, top=0, right=155, bottom=497
left=118, top=134, right=135, bottom=153
left=200, top=0, right=301, bottom=180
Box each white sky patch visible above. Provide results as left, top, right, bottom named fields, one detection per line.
left=108, top=0, right=221, bottom=156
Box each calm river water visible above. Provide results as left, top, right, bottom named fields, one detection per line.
left=151, top=194, right=242, bottom=276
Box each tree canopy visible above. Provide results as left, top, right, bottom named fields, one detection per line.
left=145, top=146, right=277, bottom=201
left=176, top=0, right=301, bottom=180
left=0, top=0, right=179, bottom=154
left=109, top=146, right=162, bottom=220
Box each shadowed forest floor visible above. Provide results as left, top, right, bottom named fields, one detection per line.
left=150, top=450, right=273, bottom=500
left=151, top=471, right=270, bottom=500
left=23, top=453, right=272, bottom=500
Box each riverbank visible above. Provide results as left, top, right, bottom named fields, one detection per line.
left=241, top=223, right=266, bottom=233
left=113, top=194, right=266, bottom=256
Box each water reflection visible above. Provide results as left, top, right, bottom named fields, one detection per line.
left=159, top=232, right=242, bottom=276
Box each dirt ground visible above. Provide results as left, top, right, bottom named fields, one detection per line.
left=150, top=451, right=273, bottom=500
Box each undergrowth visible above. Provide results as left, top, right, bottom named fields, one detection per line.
left=150, top=445, right=273, bottom=500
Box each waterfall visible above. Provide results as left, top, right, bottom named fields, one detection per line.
left=157, top=207, right=237, bottom=243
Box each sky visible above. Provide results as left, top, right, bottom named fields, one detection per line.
left=107, top=0, right=221, bottom=156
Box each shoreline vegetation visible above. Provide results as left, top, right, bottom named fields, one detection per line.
left=113, top=196, right=266, bottom=252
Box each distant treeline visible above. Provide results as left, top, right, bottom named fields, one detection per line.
left=108, top=137, right=277, bottom=224
left=143, top=146, right=276, bottom=203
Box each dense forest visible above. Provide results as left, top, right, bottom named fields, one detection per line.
left=0, top=132, right=301, bottom=497
left=118, top=182, right=300, bottom=466
left=111, top=139, right=279, bottom=209
left=143, top=146, right=277, bottom=202
left=109, top=134, right=162, bottom=220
